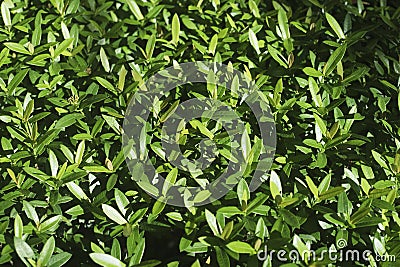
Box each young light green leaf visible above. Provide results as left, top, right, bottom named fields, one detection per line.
left=102, top=204, right=128, bottom=225
left=208, top=34, right=218, bottom=55
left=226, top=241, right=256, bottom=254
left=205, top=209, right=220, bottom=236
left=145, top=34, right=156, bottom=60
left=49, top=150, right=59, bottom=177
left=162, top=168, right=178, bottom=196
left=248, top=29, right=260, bottom=55
left=171, top=13, right=180, bottom=45
left=325, top=13, right=345, bottom=39
left=89, top=253, right=126, bottom=267
left=118, top=65, right=128, bottom=91
left=237, top=179, right=250, bottom=205
left=278, top=8, right=290, bottom=40
left=53, top=38, right=74, bottom=58
left=152, top=198, right=166, bottom=216
left=4, top=42, right=31, bottom=55
left=1, top=2, right=11, bottom=27
left=308, top=77, right=323, bottom=107
left=66, top=181, right=88, bottom=200
left=115, top=189, right=129, bottom=216
left=125, top=0, right=144, bottom=20
left=100, top=47, right=110, bottom=72
left=159, top=100, right=179, bottom=122
left=305, top=176, right=318, bottom=198
left=75, top=140, right=85, bottom=165
left=14, top=214, right=23, bottom=238
left=293, top=235, right=308, bottom=259
left=314, top=113, right=327, bottom=136
left=270, top=170, right=282, bottom=199
left=303, top=67, right=323, bottom=77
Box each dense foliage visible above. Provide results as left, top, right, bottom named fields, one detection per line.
left=0, top=0, right=400, bottom=266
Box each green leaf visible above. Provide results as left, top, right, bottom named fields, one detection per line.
left=305, top=176, right=318, bottom=198
left=325, top=13, right=345, bottom=39
left=8, top=69, right=29, bottom=95
left=89, top=253, right=126, bottom=267
left=125, top=0, right=144, bottom=20
left=303, top=67, right=323, bottom=77
left=208, top=34, right=218, bottom=55
left=248, top=29, right=260, bottom=55
left=23, top=166, right=50, bottom=182
left=314, top=113, right=327, bottom=136
left=14, top=237, right=34, bottom=260
left=23, top=201, right=39, bottom=225
left=49, top=150, right=59, bottom=177
left=48, top=252, right=72, bottom=267
left=162, top=168, right=178, bottom=196
left=14, top=214, right=23, bottom=238
left=205, top=209, right=220, bottom=236
left=115, top=189, right=129, bottom=216
left=280, top=209, right=300, bottom=228
left=323, top=44, right=347, bottom=76
left=267, top=45, right=287, bottom=68
left=53, top=38, right=74, bottom=58
left=83, top=165, right=113, bottom=173
left=193, top=190, right=212, bottom=203
left=221, top=221, right=234, bottom=240
left=269, top=170, right=282, bottom=199
left=171, top=14, right=180, bottom=45
left=55, top=113, right=84, bottom=129
left=226, top=241, right=256, bottom=254
left=342, top=67, right=369, bottom=84
left=318, top=186, right=345, bottom=200
left=37, top=237, right=55, bottom=267
left=96, top=77, right=117, bottom=95
left=145, top=34, right=156, bottom=60
left=75, top=140, right=85, bottom=165
left=66, top=181, right=88, bottom=200
left=293, top=235, right=309, bottom=261
left=111, top=239, right=121, bottom=260
left=39, top=215, right=62, bottom=232
left=237, top=179, right=250, bottom=206
left=100, top=47, right=110, bottom=72
left=160, top=100, right=179, bottom=122
left=278, top=8, right=290, bottom=40
left=308, top=77, right=323, bottom=107
left=102, top=204, right=128, bottom=225
left=215, top=247, right=230, bottom=267
left=4, top=42, right=31, bottom=55
left=338, top=192, right=352, bottom=216
left=1, top=2, right=11, bottom=26
left=350, top=206, right=370, bottom=224
left=152, top=199, right=166, bottom=216
left=118, top=65, right=128, bottom=91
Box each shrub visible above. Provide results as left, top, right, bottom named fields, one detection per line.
left=0, top=0, right=399, bottom=266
